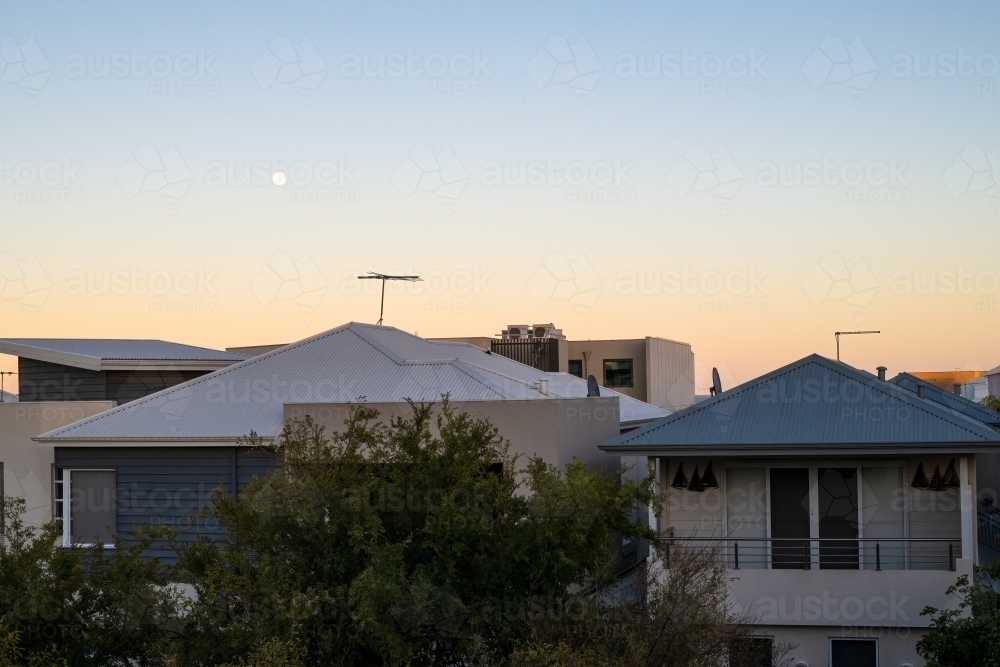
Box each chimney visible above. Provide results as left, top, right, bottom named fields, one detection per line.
left=917, top=385, right=926, bottom=399
left=877, top=366, right=886, bottom=381
left=954, top=383, right=962, bottom=395
left=538, top=379, right=549, bottom=396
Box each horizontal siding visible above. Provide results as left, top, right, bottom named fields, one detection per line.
left=105, top=370, right=207, bottom=404
left=55, top=446, right=280, bottom=562
left=19, top=358, right=105, bottom=401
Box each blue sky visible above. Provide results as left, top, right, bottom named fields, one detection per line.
left=2, top=0, right=998, bottom=388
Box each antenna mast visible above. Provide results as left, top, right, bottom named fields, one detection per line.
left=357, top=272, right=422, bottom=325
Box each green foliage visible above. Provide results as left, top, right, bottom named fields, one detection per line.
left=917, top=559, right=1000, bottom=667
left=0, top=497, right=180, bottom=666
left=980, top=395, right=1000, bottom=413
left=0, top=400, right=760, bottom=666
left=172, top=401, right=660, bottom=666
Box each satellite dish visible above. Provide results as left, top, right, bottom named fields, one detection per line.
left=587, top=375, right=600, bottom=397
left=711, top=367, right=723, bottom=396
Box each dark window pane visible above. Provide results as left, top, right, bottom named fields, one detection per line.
left=568, top=360, right=583, bottom=378
left=830, top=639, right=877, bottom=667
left=818, top=468, right=859, bottom=569
left=70, top=470, right=116, bottom=545
left=604, top=359, right=633, bottom=387
left=769, top=468, right=810, bottom=569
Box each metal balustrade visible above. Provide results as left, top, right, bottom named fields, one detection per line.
left=661, top=537, right=959, bottom=571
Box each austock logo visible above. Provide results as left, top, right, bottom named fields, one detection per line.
left=802, top=35, right=878, bottom=104
left=526, top=35, right=602, bottom=100
left=252, top=35, right=327, bottom=103
left=116, top=144, right=193, bottom=208
left=0, top=252, right=51, bottom=310
left=0, top=34, right=52, bottom=100
left=667, top=143, right=743, bottom=212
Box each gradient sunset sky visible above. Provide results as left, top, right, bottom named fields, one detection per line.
left=1, top=0, right=998, bottom=392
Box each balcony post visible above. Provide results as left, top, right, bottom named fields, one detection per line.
left=876, top=541, right=881, bottom=571
left=960, top=456, right=974, bottom=562
left=734, top=541, right=739, bottom=569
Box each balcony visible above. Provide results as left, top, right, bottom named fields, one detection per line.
left=661, top=536, right=971, bottom=627
left=490, top=338, right=560, bottom=372
left=663, top=536, right=959, bottom=571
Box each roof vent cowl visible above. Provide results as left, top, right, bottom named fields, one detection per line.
left=876, top=366, right=886, bottom=381
left=917, top=385, right=926, bottom=399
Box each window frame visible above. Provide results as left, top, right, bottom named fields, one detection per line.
left=603, top=358, right=634, bottom=388
left=567, top=360, right=583, bottom=378
left=829, top=637, right=878, bottom=667
left=60, top=468, right=117, bottom=548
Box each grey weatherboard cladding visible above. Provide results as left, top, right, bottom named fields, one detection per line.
left=602, top=354, right=1000, bottom=450
left=890, top=372, right=1000, bottom=427
left=55, top=447, right=278, bottom=561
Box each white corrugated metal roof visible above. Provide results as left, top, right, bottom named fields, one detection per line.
left=0, top=390, right=17, bottom=403
left=0, top=338, right=248, bottom=371
left=37, top=323, right=668, bottom=442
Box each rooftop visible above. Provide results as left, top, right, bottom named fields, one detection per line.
left=891, top=372, right=1000, bottom=426
left=601, top=354, right=1000, bottom=457
left=37, top=323, right=668, bottom=443
left=0, top=338, right=248, bottom=372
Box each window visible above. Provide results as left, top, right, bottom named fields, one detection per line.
left=729, top=638, right=773, bottom=667
left=568, top=360, right=583, bottom=378
left=604, top=359, right=633, bottom=387
left=830, top=639, right=877, bottom=667
left=61, top=469, right=116, bottom=547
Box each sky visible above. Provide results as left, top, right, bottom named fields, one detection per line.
left=1, top=0, right=998, bottom=392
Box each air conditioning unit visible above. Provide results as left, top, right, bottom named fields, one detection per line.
left=503, top=325, right=532, bottom=340
left=530, top=323, right=564, bottom=339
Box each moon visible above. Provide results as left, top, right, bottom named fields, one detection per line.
left=272, top=172, right=287, bottom=186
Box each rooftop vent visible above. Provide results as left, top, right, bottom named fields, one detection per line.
left=877, top=366, right=886, bottom=381
left=954, top=383, right=962, bottom=395
left=917, top=385, right=926, bottom=399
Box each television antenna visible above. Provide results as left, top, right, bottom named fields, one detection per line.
left=0, top=371, right=14, bottom=402
left=357, top=272, right=422, bottom=325
left=835, top=330, right=880, bottom=361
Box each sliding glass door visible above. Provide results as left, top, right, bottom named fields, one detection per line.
left=769, top=468, right=810, bottom=568
left=817, top=468, right=859, bottom=569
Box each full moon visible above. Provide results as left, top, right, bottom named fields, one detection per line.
left=272, top=172, right=287, bottom=186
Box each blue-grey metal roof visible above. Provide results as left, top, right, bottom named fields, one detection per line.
left=601, top=354, right=1000, bottom=454
left=0, top=390, right=17, bottom=403
left=890, top=372, right=1000, bottom=427
left=37, top=323, right=667, bottom=442
left=0, top=338, right=248, bottom=371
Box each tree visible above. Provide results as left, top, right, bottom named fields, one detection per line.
left=172, top=401, right=665, bottom=666
left=0, top=497, right=180, bottom=666
left=917, top=559, right=1000, bottom=667
left=980, top=395, right=1000, bottom=413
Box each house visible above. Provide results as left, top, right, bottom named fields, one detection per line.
left=435, top=323, right=696, bottom=412
left=0, top=338, right=248, bottom=403
left=599, top=354, right=1000, bottom=667
left=909, top=370, right=985, bottom=392
left=891, top=371, right=1000, bottom=563
left=0, top=338, right=247, bottom=532
left=35, top=323, right=668, bottom=558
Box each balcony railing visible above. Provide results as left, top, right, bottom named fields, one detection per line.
left=978, top=509, right=1000, bottom=552
left=490, top=338, right=560, bottom=372
left=662, top=537, right=959, bottom=571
